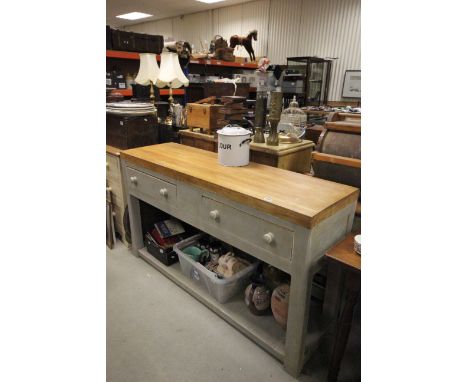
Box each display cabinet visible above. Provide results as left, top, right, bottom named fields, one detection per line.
left=283, top=56, right=332, bottom=106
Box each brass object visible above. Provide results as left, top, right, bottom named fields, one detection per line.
left=266, top=117, right=279, bottom=146
left=269, top=91, right=283, bottom=120
left=149, top=80, right=156, bottom=107
left=254, top=91, right=268, bottom=130
left=279, top=133, right=301, bottom=144
left=165, top=87, right=174, bottom=126
left=253, top=126, right=265, bottom=143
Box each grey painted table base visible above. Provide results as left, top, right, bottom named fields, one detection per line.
left=122, top=161, right=356, bottom=377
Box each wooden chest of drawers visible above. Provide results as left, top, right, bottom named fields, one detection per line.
left=106, top=145, right=129, bottom=246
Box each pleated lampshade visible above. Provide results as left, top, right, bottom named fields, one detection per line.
left=135, top=53, right=160, bottom=85
left=156, top=52, right=189, bottom=89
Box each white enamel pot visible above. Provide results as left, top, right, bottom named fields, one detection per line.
left=217, top=125, right=252, bottom=167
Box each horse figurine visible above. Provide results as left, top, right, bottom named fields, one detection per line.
left=164, top=40, right=192, bottom=67
left=229, top=30, right=258, bottom=61
left=165, top=40, right=192, bottom=59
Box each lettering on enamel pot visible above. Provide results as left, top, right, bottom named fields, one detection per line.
left=219, top=143, right=232, bottom=150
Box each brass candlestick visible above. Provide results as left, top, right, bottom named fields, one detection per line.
left=149, top=80, right=155, bottom=106
left=165, top=87, right=174, bottom=126
left=149, top=81, right=159, bottom=122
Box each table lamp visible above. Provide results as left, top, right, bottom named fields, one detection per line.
left=156, top=51, right=189, bottom=125
left=135, top=53, right=160, bottom=107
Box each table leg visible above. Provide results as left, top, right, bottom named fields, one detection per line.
left=284, top=262, right=321, bottom=377
left=127, top=194, right=143, bottom=257
left=328, top=272, right=360, bottom=382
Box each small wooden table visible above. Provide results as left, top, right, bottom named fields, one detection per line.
left=324, top=234, right=361, bottom=382
left=178, top=129, right=314, bottom=173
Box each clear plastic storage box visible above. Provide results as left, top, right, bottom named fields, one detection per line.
left=173, top=234, right=258, bottom=304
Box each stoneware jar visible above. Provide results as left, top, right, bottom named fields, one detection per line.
left=271, top=283, right=290, bottom=329
left=244, top=273, right=271, bottom=315
left=217, top=125, right=252, bottom=167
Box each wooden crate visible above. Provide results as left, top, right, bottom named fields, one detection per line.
left=186, top=103, right=223, bottom=133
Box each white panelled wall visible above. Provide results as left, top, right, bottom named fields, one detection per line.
left=123, top=0, right=360, bottom=101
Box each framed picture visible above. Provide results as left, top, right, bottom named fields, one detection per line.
left=342, top=70, right=361, bottom=98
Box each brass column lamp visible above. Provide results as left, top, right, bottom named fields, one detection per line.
left=135, top=53, right=160, bottom=108
left=156, top=51, right=189, bottom=125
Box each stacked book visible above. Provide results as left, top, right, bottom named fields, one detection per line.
left=145, top=218, right=186, bottom=255
left=216, top=96, right=247, bottom=128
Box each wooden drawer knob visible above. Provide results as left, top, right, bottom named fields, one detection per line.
left=106, top=162, right=109, bottom=169
left=159, top=188, right=168, bottom=197
left=263, top=232, right=275, bottom=244
left=130, top=176, right=138, bottom=184
left=209, top=210, right=220, bottom=220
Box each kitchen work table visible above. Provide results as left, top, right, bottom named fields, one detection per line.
left=120, top=143, right=359, bottom=377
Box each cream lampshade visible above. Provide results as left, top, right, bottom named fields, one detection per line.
left=135, top=53, right=160, bottom=85
left=156, top=52, right=189, bottom=89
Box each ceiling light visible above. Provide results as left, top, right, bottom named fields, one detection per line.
left=196, top=0, right=226, bottom=4
left=116, top=12, right=153, bottom=21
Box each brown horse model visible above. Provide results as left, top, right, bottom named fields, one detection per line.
left=229, top=30, right=258, bottom=61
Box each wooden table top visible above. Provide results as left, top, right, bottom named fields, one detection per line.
left=326, top=234, right=361, bottom=270
left=121, top=143, right=359, bottom=228
left=106, top=145, right=121, bottom=156
left=178, top=129, right=314, bottom=156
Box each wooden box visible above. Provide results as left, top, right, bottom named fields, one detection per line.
left=106, top=112, right=158, bottom=149
left=186, top=103, right=223, bottom=133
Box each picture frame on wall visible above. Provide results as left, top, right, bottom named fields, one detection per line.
left=342, top=70, right=361, bottom=98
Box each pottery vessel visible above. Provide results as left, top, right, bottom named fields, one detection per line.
left=244, top=274, right=271, bottom=315
left=271, top=283, right=290, bottom=329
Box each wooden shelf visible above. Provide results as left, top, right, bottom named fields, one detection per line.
left=106, top=50, right=257, bottom=69
left=138, top=247, right=326, bottom=361
left=111, top=88, right=185, bottom=97
left=106, top=50, right=144, bottom=60
left=189, top=58, right=258, bottom=69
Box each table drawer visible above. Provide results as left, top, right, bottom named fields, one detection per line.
left=126, top=167, right=177, bottom=209
left=106, top=154, right=121, bottom=183
left=107, top=177, right=124, bottom=207
left=202, top=196, right=294, bottom=262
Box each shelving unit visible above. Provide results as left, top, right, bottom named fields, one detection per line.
left=106, top=50, right=258, bottom=69
left=110, top=88, right=185, bottom=97
left=188, top=58, right=258, bottom=69
left=138, top=247, right=326, bottom=362
left=107, top=50, right=257, bottom=102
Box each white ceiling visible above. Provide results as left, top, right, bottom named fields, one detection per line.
left=107, top=0, right=254, bottom=27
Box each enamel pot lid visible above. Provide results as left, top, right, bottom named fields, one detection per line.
left=217, top=125, right=251, bottom=136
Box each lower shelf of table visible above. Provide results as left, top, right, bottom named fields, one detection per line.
left=138, top=247, right=326, bottom=363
